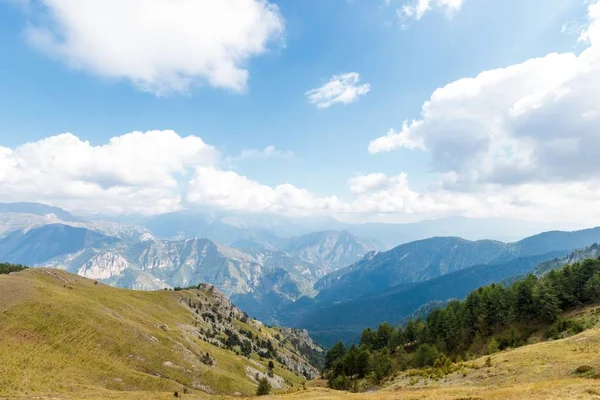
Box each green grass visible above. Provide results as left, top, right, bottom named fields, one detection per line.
left=4, top=268, right=600, bottom=400
left=0, top=268, right=308, bottom=398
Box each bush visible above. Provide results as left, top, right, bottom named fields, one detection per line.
left=487, top=338, right=499, bottom=354
left=328, top=374, right=349, bottom=390
left=256, top=377, right=271, bottom=396
left=545, top=318, right=585, bottom=340
left=413, top=344, right=439, bottom=368
left=576, top=365, right=593, bottom=374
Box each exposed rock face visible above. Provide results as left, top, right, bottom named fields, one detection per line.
left=0, top=220, right=376, bottom=325
left=182, top=282, right=324, bottom=379
left=278, top=230, right=379, bottom=273
left=534, top=243, right=600, bottom=276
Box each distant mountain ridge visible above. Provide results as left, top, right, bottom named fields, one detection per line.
left=315, top=228, right=600, bottom=303
left=534, top=242, right=600, bottom=276
left=0, top=222, right=376, bottom=323
left=287, top=252, right=565, bottom=346
left=0, top=202, right=76, bottom=221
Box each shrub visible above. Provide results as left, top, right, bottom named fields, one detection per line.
left=487, top=338, right=500, bottom=354
left=576, top=365, right=593, bottom=374
left=413, top=344, right=439, bottom=368
left=328, top=374, right=349, bottom=390
left=256, top=377, right=271, bottom=396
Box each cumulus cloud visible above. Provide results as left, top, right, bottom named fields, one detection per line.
left=371, top=0, right=600, bottom=194
left=306, top=72, right=371, bottom=108
left=3, top=129, right=600, bottom=224
left=349, top=173, right=393, bottom=194
left=399, top=0, right=464, bottom=25
left=0, top=130, right=217, bottom=214
left=187, top=167, right=344, bottom=215
left=20, top=0, right=284, bottom=95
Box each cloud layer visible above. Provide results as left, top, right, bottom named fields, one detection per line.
left=2, top=129, right=600, bottom=224
left=23, top=0, right=284, bottom=95
left=306, top=72, right=371, bottom=108
left=371, top=1, right=600, bottom=191
left=0, top=131, right=217, bottom=214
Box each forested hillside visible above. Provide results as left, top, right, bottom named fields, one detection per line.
left=322, top=257, right=600, bottom=391
left=315, top=228, right=600, bottom=303
left=289, top=252, right=563, bottom=345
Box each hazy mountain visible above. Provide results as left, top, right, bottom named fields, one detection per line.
left=0, top=202, right=76, bottom=221
left=315, top=227, right=600, bottom=303
left=139, top=208, right=578, bottom=249
left=287, top=252, right=564, bottom=346
left=233, top=230, right=380, bottom=273
left=278, top=230, right=380, bottom=271
left=534, top=242, right=600, bottom=276
left=141, top=210, right=285, bottom=245
left=0, top=224, right=118, bottom=265
left=0, top=224, right=327, bottom=318
left=342, top=216, right=582, bottom=248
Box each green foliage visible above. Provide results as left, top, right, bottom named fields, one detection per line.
left=413, top=344, right=439, bottom=368
left=256, top=377, right=271, bottom=396
left=487, top=338, right=500, bottom=354
left=544, top=318, right=585, bottom=340
left=371, top=348, right=392, bottom=382
left=584, top=272, right=600, bottom=302
left=322, top=257, right=600, bottom=392
left=0, top=263, right=27, bottom=275
left=324, top=341, right=346, bottom=372
left=240, top=339, right=252, bottom=358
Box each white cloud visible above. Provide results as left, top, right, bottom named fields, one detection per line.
left=0, top=130, right=217, bottom=214
left=349, top=173, right=392, bottom=194
left=20, top=0, right=284, bottom=95
left=187, top=167, right=344, bottom=215
left=306, top=72, right=371, bottom=108
left=398, top=0, right=464, bottom=26
left=227, top=145, right=293, bottom=164
left=371, top=0, right=600, bottom=194
left=3, top=129, right=600, bottom=224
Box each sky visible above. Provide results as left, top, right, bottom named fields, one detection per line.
left=0, top=0, right=598, bottom=225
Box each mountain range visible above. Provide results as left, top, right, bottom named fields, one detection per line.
left=0, top=211, right=377, bottom=319
left=277, top=229, right=600, bottom=346
left=2, top=202, right=600, bottom=348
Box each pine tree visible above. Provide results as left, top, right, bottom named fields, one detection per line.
left=256, top=377, right=271, bottom=396
left=533, top=280, right=561, bottom=323
left=324, top=341, right=346, bottom=371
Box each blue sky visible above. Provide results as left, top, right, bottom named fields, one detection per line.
left=0, top=0, right=598, bottom=225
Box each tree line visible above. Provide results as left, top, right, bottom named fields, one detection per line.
left=0, top=263, right=28, bottom=275
left=323, top=258, right=600, bottom=390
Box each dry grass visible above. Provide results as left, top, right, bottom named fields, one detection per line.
left=0, top=268, right=305, bottom=399
left=2, top=268, right=600, bottom=400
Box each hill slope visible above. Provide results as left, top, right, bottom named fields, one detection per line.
left=289, top=252, right=564, bottom=346
left=0, top=268, right=323, bottom=398
left=316, top=227, right=600, bottom=302
left=534, top=242, right=600, bottom=276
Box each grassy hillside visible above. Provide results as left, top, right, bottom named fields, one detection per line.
left=2, top=267, right=600, bottom=400
left=5, top=324, right=600, bottom=399
left=0, top=268, right=322, bottom=398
